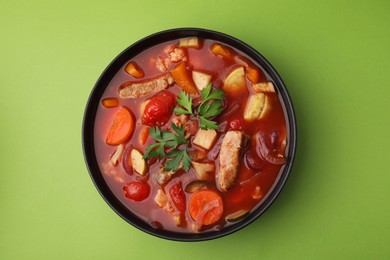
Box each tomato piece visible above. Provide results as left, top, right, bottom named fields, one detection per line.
left=123, top=182, right=150, bottom=201
left=169, top=182, right=186, bottom=213
left=106, top=106, right=134, bottom=145
left=142, top=91, right=177, bottom=126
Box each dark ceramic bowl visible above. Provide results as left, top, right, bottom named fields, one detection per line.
left=82, top=28, right=297, bottom=241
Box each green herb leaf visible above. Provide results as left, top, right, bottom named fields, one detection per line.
left=175, top=90, right=192, bottom=115
left=201, top=83, right=212, bottom=101
left=199, top=116, right=219, bottom=130
left=174, top=107, right=192, bottom=115
left=197, top=84, right=225, bottom=125
left=200, top=100, right=224, bottom=118
left=201, top=83, right=225, bottom=103
left=144, top=123, right=191, bottom=172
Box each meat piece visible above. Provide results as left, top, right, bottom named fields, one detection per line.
left=184, top=119, right=199, bottom=138
left=118, top=73, right=174, bottom=99
left=217, top=131, right=243, bottom=191
left=156, top=57, right=172, bottom=72
left=155, top=167, right=175, bottom=185
left=172, top=114, right=190, bottom=127
left=169, top=47, right=187, bottom=62
left=172, top=115, right=198, bottom=138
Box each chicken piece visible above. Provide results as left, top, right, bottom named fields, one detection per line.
left=169, top=47, right=187, bottom=62
left=156, top=57, right=172, bottom=72
left=172, top=115, right=198, bottom=138
left=155, top=189, right=174, bottom=213
left=119, top=73, right=174, bottom=99
left=184, top=119, right=199, bottom=138
left=217, top=131, right=243, bottom=191
left=172, top=114, right=190, bottom=127
left=252, top=82, right=276, bottom=93
left=155, top=167, right=175, bottom=185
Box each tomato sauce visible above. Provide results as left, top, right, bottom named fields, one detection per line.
left=94, top=38, right=289, bottom=233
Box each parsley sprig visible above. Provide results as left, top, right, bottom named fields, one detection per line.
left=174, top=83, right=225, bottom=130
left=143, top=123, right=191, bottom=172
left=143, top=84, right=225, bottom=173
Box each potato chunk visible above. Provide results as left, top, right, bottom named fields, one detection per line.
left=179, top=37, right=200, bottom=48
left=192, top=70, right=212, bottom=90
left=223, top=66, right=248, bottom=96
left=193, top=129, right=217, bottom=150
left=131, top=148, right=147, bottom=175
left=192, top=161, right=215, bottom=180
left=243, top=93, right=271, bottom=122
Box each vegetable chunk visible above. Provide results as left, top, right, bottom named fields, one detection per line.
left=189, top=190, right=224, bottom=226
left=193, top=129, right=217, bottom=150
left=106, top=106, right=134, bottom=146
left=192, top=161, right=215, bottom=180
left=131, top=148, right=148, bottom=175
left=192, top=70, right=212, bottom=90
left=223, top=67, right=248, bottom=96
left=125, top=61, right=145, bottom=78
left=179, top=37, right=200, bottom=48
left=243, top=93, right=271, bottom=122
left=171, top=62, right=198, bottom=94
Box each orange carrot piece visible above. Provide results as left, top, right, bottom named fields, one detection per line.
left=139, top=127, right=149, bottom=145
left=189, top=190, right=223, bottom=226
left=170, top=62, right=198, bottom=94
left=102, top=97, right=119, bottom=108
left=210, top=43, right=235, bottom=59
left=106, top=106, right=135, bottom=146
left=247, top=66, right=260, bottom=83
left=125, top=61, right=145, bottom=78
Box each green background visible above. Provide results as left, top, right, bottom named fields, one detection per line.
left=1, top=0, right=389, bottom=259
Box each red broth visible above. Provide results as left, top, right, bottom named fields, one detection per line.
left=94, top=38, right=288, bottom=233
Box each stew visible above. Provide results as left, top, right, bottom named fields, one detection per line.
left=94, top=37, right=288, bottom=233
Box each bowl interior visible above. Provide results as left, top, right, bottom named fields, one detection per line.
left=82, top=28, right=297, bottom=241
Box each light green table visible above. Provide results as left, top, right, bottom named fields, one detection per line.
left=1, top=0, right=389, bottom=259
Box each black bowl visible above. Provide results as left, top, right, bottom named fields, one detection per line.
left=82, top=28, right=297, bottom=241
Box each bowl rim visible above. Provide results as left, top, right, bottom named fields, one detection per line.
left=82, top=27, right=297, bottom=241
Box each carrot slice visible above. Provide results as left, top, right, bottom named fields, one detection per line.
left=102, top=97, right=119, bottom=108
left=170, top=62, right=198, bottom=94
left=247, top=66, right=260, bottom=83
left=189, top=190, right=223, bottom=226
left=210, top=43, right=235, bottom=59
left=139, top=127, right=149, bottom=145
left=125, top=61, right=145, bottom=78
left=106, top=106, right=135, bottom=146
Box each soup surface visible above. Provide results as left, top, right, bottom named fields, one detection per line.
left=94, top=37, right=288, bottom=233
